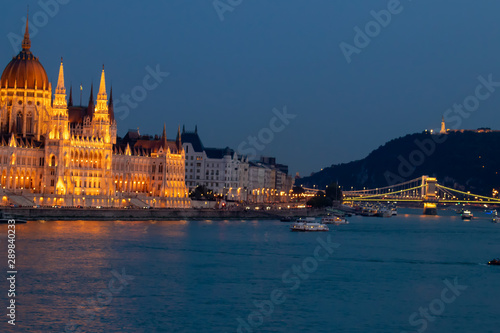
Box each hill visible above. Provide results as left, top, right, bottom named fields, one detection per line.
left=296, top=131, right=500, bottom=196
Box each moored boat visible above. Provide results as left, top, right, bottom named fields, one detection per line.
left=375, top=207, right=392, bottom=218
left=290, top=220, right=329, bottom=232
left=360, top=206, right=377, bottom=217
left=326, top=208, right=346, bottom=217
left=0, top=211, right=27, bottom=224
left=461, top=210, right=473, bottom=220
left=391, top=207, right=398, bottom=216
left=321, top=216, right=349, bottom=225
left=296, top=217, right=316, bottom=222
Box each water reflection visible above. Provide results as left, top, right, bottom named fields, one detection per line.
left=0, top=214, right=498, bottom=332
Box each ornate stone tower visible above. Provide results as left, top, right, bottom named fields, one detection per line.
left=92, top=66, right=112, bottom=143
left=50, top=59, right=70, bottom=140
left=440, top=116, right=446, bottom=134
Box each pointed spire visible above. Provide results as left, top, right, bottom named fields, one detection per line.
left=9, top=132, right=17, bottom=147
left=195, top=125, right=198, bottom=134
left=108, top=86, right=115, bottom=122
left=87, top=83, right=94, bottom=118
left=176, top=125, right=182, bottom=150
left=53, top=58, right=67, bottom=108
left=108, top=85, right=113, bottom=106
left=98, top=65, right=107, bottom=99
left=22, top=7, right=31, bottom=51
left=56, top=58, right=65, bottom=92
left=182, top=125, right=185, bottom=133
left=89, top=83, right=94, bottom=103
left=162, top=123, right=167, bottom=148
left=68, top=85, right=73, bottom=107
left=95, top=65, right=109, bottom=115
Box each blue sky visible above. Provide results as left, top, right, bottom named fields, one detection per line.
left=1, top=0, right=500, bottom=176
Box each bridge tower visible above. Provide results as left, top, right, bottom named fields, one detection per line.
left=422, top=176, right=438, bottom=215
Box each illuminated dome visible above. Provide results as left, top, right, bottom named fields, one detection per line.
left=0, top=21, right=49, bottom=90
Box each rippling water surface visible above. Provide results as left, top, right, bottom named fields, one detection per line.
left=1, top=208, right=499, bottom=332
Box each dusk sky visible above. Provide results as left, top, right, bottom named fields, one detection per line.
left=2, top=0, right=500, bottom=176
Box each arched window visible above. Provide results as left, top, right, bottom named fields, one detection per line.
left=26, top=112, right=33, bottom=134
left=16, top=112, right=22, bottom=133
left=51, top=156, right=56, bottom=167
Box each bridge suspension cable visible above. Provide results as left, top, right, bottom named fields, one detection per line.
left=344, top=177, right=425, bottom=196
left=435, top=184, right=500, bottom=202
left=344, top=184, right=424, bottom=199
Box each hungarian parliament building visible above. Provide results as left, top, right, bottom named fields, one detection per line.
left=0, top=20, right=294, bottom=208
left=0, top=21, right=189, bottom=208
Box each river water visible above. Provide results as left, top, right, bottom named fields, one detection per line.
left=1, top=208, right=499, bottom=332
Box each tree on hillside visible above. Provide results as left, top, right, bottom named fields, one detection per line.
left=326, top=182, right=343, bottom=202
left=307, top=191, right=333, bottom=208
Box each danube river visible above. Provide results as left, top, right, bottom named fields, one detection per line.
left=1, top=209, right=499, bottom=332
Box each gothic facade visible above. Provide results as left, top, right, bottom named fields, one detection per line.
left=0, top=21, right=189, bottom=208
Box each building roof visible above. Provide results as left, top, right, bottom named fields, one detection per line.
left=181, top=131, right=204, bottom=152
left=123, top=129, right=140, bottom=141
left=0, top=134, right=44, bottom=148
left=205, top=147, right=233, bottom=159
left=0, top=20, right=49, bottom=91
left=115, top=129, right=181, bottom=155
left=134, top=139, right=180, bottom=154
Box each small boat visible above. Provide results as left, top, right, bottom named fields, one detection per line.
left=296, top=217, right=316, bottom=222
left=488, top=258, right=500, bottom=266
left=0, top=211, right=27, bottom=224
left=360, top=207, right=377, bottom=217
left=326, top=208, right=345, bottom=217
left=375, top=208, right=392, bottom=218
left=492, top=211, right=498, bottom=223
left=290, top=220, right=329, bottom=232
left=0, top=217, right=27, bottom=224
left=321, top=216, right=349, bottom=225
left=461, top=210, right=473, bottom=220
left=391, top=207, right=398, bottom=216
